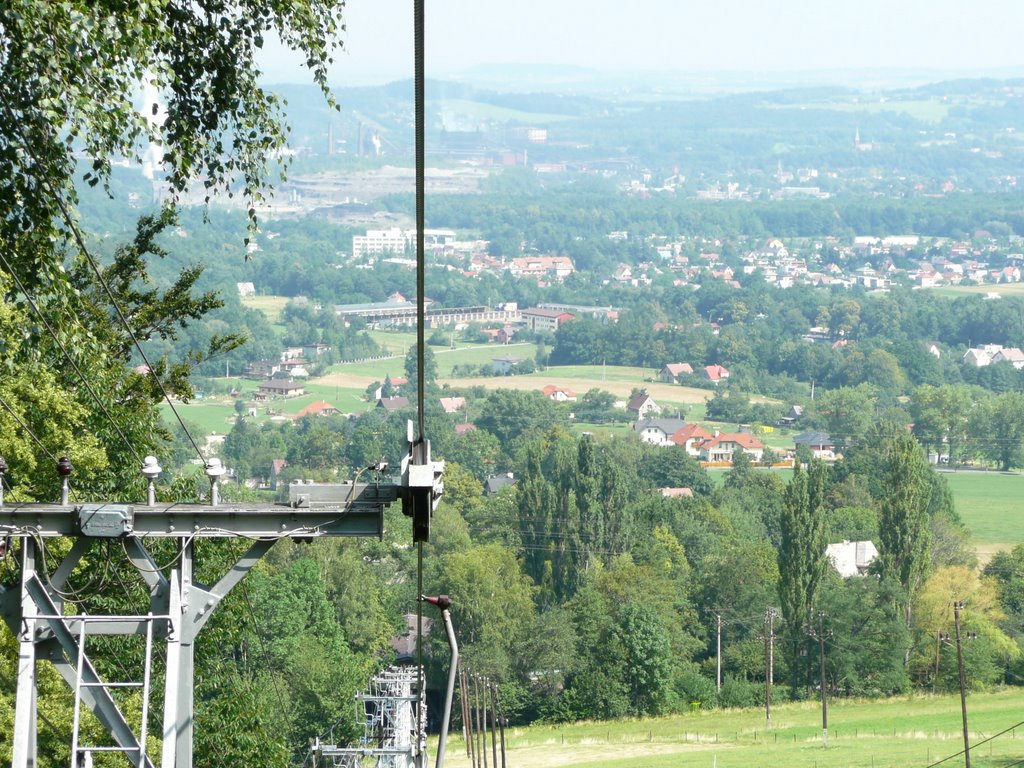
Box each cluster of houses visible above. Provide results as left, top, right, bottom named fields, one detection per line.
left=634, top=416, right=837, bottom=466
left=659, top=363, right=730, bottom=385
left=339, top=224, right=1024, bottom=302
left=572, top=233, right=1024, bottom=294
left=963, top=343, right=1024, bottom=369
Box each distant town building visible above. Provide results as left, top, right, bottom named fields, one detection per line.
left=522, top=307, right=575, bottom=333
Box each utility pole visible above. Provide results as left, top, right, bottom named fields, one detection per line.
left=488, top=679, right=499, bottom=768
left=460, top=666, right=473, bottom=762
left=806, top=610, right=832, bottom=747
left=716, top=611, right=723, bottom=692
left=764, top=607, right=776, bottom=728
left=954, top=601, right=971, bottom=768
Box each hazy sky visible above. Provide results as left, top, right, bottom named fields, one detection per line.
left=259, top=0, right=1024, bottom=85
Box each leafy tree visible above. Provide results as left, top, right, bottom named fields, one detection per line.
left=477, top=390, right=566, bottom=450
left=910, top=384, right=976, bottom=464
left=777, top=460, right=828, bottom=690
left=638, top=446, right=714, bottom=496
left=876, top=434, right=933, bottom=633
left=404, top=344, right=438, bottom=393
left=817, top=575, right=910, bottom=697
left=434, top=543, right=536, bottom=680
left=1, top=0, right=345, bottom=297
left=974, top=391, right=1024, bottom=471
left=811, top=384, right=877, bottom=451
left=910, top=566, right=1017, bottom=690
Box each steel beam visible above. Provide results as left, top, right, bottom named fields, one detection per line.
left=1, top=478, right=406, bottom=766
left=24, top=573, right=155, bottom=768
left=0, top=481, right=396, bottom=538
left=12, top=539, right=38, bottom=768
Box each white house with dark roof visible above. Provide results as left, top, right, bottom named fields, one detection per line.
left=633, top=418, right=687, bottom=446
left=626, top=393, right=662, bottom=419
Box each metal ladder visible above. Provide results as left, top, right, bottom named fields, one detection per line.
left=70, top=614, right=157, bottom=768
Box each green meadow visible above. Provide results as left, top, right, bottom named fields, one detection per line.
left=941, top=471, right=1024, bottom=547
left=439, top=688, right=1024, bottom=768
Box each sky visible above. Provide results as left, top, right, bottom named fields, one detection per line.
left=258, top=0, right=1024, bottom=87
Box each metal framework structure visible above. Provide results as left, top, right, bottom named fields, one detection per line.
left=0, top=453, right=442, bottom=768
left=313, top=665, right=425, bottom=768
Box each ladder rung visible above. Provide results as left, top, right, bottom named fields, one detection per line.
left=80, top=681, right=145, bottom=689
left=79, top=746, right=141, bottom=753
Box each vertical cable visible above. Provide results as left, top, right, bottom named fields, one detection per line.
left=413, top=0, right=428, bottom=762
left=414, top=0, right=426, bottom=441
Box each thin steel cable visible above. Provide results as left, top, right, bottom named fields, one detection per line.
left=923, top=717, right=1024, bottom=768
left=413, top=0, right=428, bottom=756
left=240, top=580, right=290, bottom=717
left=0, top=251, right=144, bottom=466
left=0, top=394, right=60, bottom=465
left=5, top=117, right=207, bottom=465
left=414, top=0, right=426, bottom=440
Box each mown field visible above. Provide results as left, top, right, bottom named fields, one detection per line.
left=942, top=471, right=1024, bottom=552
left=437, top=688, right=1024, bottom=768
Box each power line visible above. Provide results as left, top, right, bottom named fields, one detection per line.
left=923, top=717, right=1024, bottom=768
left=0, top=250, right=144, bottom=466
left=4, top=116, right=207, bottom=465
left=240, top=580, right=290, bottom=719
left=0, top=394, right=61, bottom=466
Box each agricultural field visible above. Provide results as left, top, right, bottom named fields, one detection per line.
left=929, top=283, right=1024, bottom=299
left=438, top=688, right=1024, bottom=768
left=941, top=471, right=1024, bottom=552
left=239, top=294, right=290, bottom=322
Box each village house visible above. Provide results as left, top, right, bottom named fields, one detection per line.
left=659, top=363, right=694, bottom=384
left=270, top=458, right=288, bottom=490
left=542, top=385, right=577, bottom=402
left=794, top=431, right=836, bottom=460
left=826, top=540, right=879, bottom=578
left=660, top=487, right=694, bottom=498
left=491, top=356, right=522, bottom=375
left=377, top=396, right=410, bottom=412
left=992, top=347, right=1024, bottom=369
left=508, top=255, right=575, bottom=281
left=483, top=473, right=517, bottom=496
left=698, top=432, right=765, bottom=463
left=295, top=401, right=339, bottom=418
left=626, top=393, right=662, bottom=419
left=633, top=418, right=687, bottom=446
left=703, top=364, right=730, bottom=385
left=673, top=423, right=713, bottom=456
left=255, top=379, right=305, bottom=399
left=439, top=397, right=467, bottom=414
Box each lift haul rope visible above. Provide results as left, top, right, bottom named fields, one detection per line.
left=414, top=0, right=428, bottom=761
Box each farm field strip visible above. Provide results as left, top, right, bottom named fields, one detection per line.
left=437, top=689, right=1024, bottom=768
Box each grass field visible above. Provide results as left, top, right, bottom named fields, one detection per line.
left=929, top=283, right=1024, bottom=298
left=437, top=688, right=1024, bottom=768
left=240, top=294, right=290, bottom=322
left=941, top=471, right=1024, bottom=549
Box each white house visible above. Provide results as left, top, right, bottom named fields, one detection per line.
left=826, top=540, right=878, bottom=578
